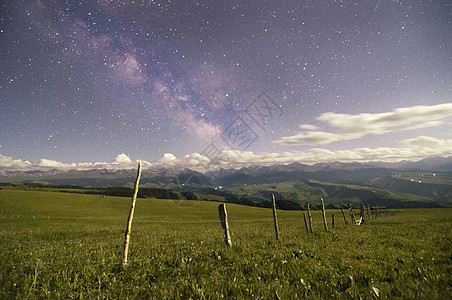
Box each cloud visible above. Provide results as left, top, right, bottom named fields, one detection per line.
left=0, top=154, right=142, bottom=172
left=0, top=155, right=32, bottom=170
left=37, top=159, right=76, bottom=169
left=91, top=153, right=139, bottom=169
left=299, top=124, right=318, bottom=131
left=275, top=131, right=360, bottom=145
left=154, top=153, right=178, bottom=169
left=1, top=136, right=451, bottom=172
left=274, top=103, right=452, bottom=145
left=151, top=136, right=452, bottom=170
left=401, top=136, right=442, bottom=147
left=115, top=153, right=132, bottom=163
left=145, top=136, right=452, bottom=171
left=213, top=136, right=452, bottom=167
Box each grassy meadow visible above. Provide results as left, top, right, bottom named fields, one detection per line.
left=0, top=187, right=451, bottom=299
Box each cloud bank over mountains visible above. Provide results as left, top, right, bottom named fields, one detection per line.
left=274, top=103, right=452, bottom=145
left=1, top=135, right=451, bottom=172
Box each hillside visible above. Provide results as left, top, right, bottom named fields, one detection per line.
left=0, top=188, right=451, bottom=299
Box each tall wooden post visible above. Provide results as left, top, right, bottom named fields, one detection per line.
left=306, top=203, right=313, bottom=233
left=339, top=199, right=348, bottom=225
left=121, top=161, right=142, bottom=269
left=332, top=213, right=335, bottom=229
left=271, top=194, right=279, bottom=241
left=360, top=202, right=366, bottom=223
left=320, top=198, right=328, bottom=232
left=348, top=203, right=356, bottom=224
left=367, top=204, right=372, bottom=221
left=303, top=212, right=309, bottom=234
left=218, top=203, right=232, bottom=247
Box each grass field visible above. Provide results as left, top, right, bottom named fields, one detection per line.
left=0, top=187, right=451, bottom=299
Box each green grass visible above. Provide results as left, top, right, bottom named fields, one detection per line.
left=0, top=188, right=451, bottom=299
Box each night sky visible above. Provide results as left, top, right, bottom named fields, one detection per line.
left=1, top=0, right=451, bottom=171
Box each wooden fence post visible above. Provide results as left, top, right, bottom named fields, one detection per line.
left=303, top=212, right=309, bottom=234
left=367, top=204, right=372, bottom=221
left=339, top=199, right=348, bottom=225
left=320, top=198, right=328, bottom=232
left=348, top=203, right=356, bottom=224
left=360, top=202, right=366, bottom=223
left=271, top=194, right=279, bottom=241
left=306, top=203, right=313, bottom=234
left=332, top=213, right=335, bottom=229
left=121, top=161, right=142, bottom=269
left=218, top=203, right=232, bottom=247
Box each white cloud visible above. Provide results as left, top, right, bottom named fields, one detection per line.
left=157, top=153, right=177, bottom=166
left=30, top=154, right=138, bottom=171
left=37, top=159, right=75, bottom=169
left=400, top=135, right=451, bottom=148
left=92, top=153, right=138, bottom=169
left=1, top=136, right=451, bottom=173
left=0, top=155, right=32, bottom=170
left=115, top=153, right=132, bottom=163
left=298, top=124, right=318, bottom=131
left=0, top=154, right=144, bottom=172
left=275, top=131, right=360, bottom=145
left=148, top=136, right=452, bottom=170
left=275, top=103, right=452, bottom=146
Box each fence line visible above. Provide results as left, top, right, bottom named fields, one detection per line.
left=1, top=209, right=393, bottom=224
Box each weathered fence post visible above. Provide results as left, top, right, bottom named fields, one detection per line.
left=121, top=161, right=142, bottom=269
left=271, top=194, right=279, bottom=241
left=303, top=212, right=309, bottom=234
left=218, top=203, right=232, bottom=247
left=339, top=199, right=348, bottom=225
left=306, top=203, right=313, bottom=233
left=332, top=213, right=335, bottom=229
left=320, top=198, right=328, bottom=232
left=348, top=203, right=356, bottom=224
left=367, top=204, right=372, bottom=221
left=360, top=202, right=366, bottom=224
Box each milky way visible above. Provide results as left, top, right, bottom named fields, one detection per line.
left=0, top=1, right=451, bottom=170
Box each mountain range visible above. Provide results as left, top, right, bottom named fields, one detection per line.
left=1, top=156, right=451, bottom=209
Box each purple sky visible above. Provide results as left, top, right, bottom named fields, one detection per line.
left=0, top=0, right=451, bottom=171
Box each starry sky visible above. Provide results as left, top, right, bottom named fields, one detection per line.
left=0, top=0, right=451, bottom=171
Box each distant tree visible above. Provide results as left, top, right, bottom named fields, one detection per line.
left=276, top=200, right=301, bottom=210
left=181, top=191, right=197, bottom=200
